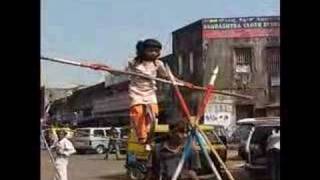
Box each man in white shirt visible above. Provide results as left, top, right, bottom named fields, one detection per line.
left=51, top=130, right=76, bottom=180
left=266, top=128, right=280, bottom=180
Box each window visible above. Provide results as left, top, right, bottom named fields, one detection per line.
left=237, top=125, right=252, bottom=141
left=82, top=109, right=92, bottom=117
left=234, top=48, right=253, bottom=73
left=189, top=52, right=194, bottom=73
left=236, top=105, right=254, bottom=120
left=251, top=126, right=275, bottom=144
left=93, top=130, right=105, bottom=137
left=178, top=55, right=183, bottom=75
left=75, top=129, right=90, bottom=137
left=105, top=130, right=110, bottom=136
left=266, top=47, right=280, bottom=76
left=254, top=108, right=267, bottom=117
left=106, top=129, right=119, bottom=137
left=266, top=47, right=280, bottom=86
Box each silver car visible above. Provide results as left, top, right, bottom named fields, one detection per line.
left=236, top=117, right=280, bottom=175
left=72, top=127, right=121, bottom=154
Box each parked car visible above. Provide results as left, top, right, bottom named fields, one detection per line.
left=72, top=127, right=122, bottom=154
left=236, top=117, right=280, bottom=177
left=233, top=124, right=253, bottom=159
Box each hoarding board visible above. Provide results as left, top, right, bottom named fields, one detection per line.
left=203, top=16, right=280, bottom=30
left=204, top=94, right=235, bottom=128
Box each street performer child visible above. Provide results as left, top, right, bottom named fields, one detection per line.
left=127, top=39, right=191, bottom=149
left=90, top=39, right=192, bottom=149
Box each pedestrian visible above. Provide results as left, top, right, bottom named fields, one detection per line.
left=51, top=130, right=76, bottom=180
left=266, top=127, right=280, bottom=180
left=105, top=127, right=121, bottom=160
left=127, top=39, right=192, bottom=150
left=146, top=121, right=201, bottom=180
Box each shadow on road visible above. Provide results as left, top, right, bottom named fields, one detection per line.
left=97, top=173, right=129, bottom=180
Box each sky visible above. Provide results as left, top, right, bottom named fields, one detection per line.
left=41, top=0, right=279, bottom=88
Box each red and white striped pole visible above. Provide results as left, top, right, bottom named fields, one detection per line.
left=41, top=56, right=253, bottom=100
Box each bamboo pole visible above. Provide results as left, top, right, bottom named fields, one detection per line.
left=197, top=127, right=235, bottom=180
left=171, top=134, right=193, bottom=180
left=41, top=131, right=60, bottom=178
left=194, top=131, right=223, bottom=180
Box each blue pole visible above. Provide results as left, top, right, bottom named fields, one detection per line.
left=194, top=130, right=222, bottom=180
left=171, top=133, right=193, bottom=180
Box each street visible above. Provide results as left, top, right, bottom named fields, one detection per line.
left=41, top=1, right=280, bottom=179
left=41, top=150, right=127, bottom=180
left=41, top=149, right=269, bottom=180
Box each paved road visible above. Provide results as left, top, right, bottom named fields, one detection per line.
left=41, top=150, right=128, bottom=180
left=41, top=150, right=270, bottom=180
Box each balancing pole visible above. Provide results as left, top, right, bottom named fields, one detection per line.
left=41, top=56, right=253, bottom=100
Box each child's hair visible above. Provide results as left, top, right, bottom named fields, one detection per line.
left=134, top=39, right=162, bottom=63
left=135, top=40, right=144, bottom=60
left=143, top=39, right=162, bottom=50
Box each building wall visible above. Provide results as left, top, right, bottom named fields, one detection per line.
left=45, top=88, right=74, bottom=102
left=201, top=16, right=280, bottom=111
left=172, top=22, right=205, bottom=116
left=50, top=73, right=176, bottom=126
left=172, top=21, right=204, bottom=84
left=204, top=94, right=237, bottom=136
left=203, top=37, right=280, bottom=107
left=92, top=89, right=130, bottom=126
left=159, top=54, right=178, bottom=122
left=171, top=16, right=280, bottom=129
left=50, top=83, right=106, bottom=124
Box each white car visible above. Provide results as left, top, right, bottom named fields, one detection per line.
left=236, top=117, right=280, bottom=177
left=72, top=127, right=122, bottom=154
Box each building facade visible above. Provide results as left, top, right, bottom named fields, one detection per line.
left=169, top=16, right=280, bottom=131
left=48, top=72, right=171, bottom=127
left=48, top=16, right=280, bottom=130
